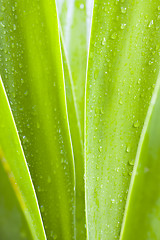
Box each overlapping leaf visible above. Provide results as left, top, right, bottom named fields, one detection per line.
left=85, top=0, right=160, bottom=239
left=0, top=158, right=32, bottom=240
left=0, top=76, right=46, bottom=240
left=60, top=35, right=85, bottom=239
left=120, top=71, right=160, bottom=239
left=56, top=0, right=88, bottom=139
left=0, top=0, right=75, bottom=239
left=56, top=1, right=94, bottom=238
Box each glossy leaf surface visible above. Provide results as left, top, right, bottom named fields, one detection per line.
left=56, top=0, right=88, bottom=140
left=0, top=76, right=45, bottom=240
left=0, top=1, right=75, bottom=239
left=60, top=36, right=85, bottom=239
left=120, top=72, right=160, bottom=239
left=86, top=0, right=160, bottom=239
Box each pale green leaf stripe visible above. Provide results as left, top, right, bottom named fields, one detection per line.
left=120, top=71, right=160, bottom=239
left=60, top=33, right=86, bottom=239
left=0, top=0, right=75, bottom=239
left=0, top=155, right=32, bottom=239
left=85, top=0, right=160, bottom=239
left=0, top=76, right=46, bottom=240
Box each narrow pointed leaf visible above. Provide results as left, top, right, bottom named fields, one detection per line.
left=0, top=1, right=75, bottom=239
left=0, top=76, right=46, bottom=240
left=56, top=0, right=88, bottom=140
left=0, top=159, right=32, bottom=240
left=60, top=35, right=85, bottom=239
left=85, top=1, right=160, bottom=239
left=120, top=72, right=160, bottom=239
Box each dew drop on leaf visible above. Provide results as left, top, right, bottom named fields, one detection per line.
left=128, top=159, right=134, bottom=166
left=148, top=20, right=153, bottom=28
left=40, top=205, right=45, bottom=213
left=111, top=199, right=115, bottom=204
left=119, top=99, right=123, bottom=105
left=111, top=32, right=117, bottom=40
left=121, top=7, right=127, bottom=14
left=24, top=90, right=28, bottom=96
left=133, top=120, right=140, bottom=128
left=80, top=4, right=84, bottom=9
left=101, top=37, right=106, bottom=46
left=13, top=24, right=16, bottom=30
left=121, top=23, right=126, bottom=29
left=126, top=145, right=131, bottom=153
left=99, top=146, right=103, bottom=152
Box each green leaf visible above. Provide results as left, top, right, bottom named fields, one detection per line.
left=85, top=1, right=160, bottom=239
left=0, top=76, right=46, bottom=240
left=0, top=1, right=75, bottom=239
left=60, top=34, right=86, bottom=239
left=120, top=72, right=160, bottom=239
left=56, top=0, right=88, bottom=140
left=0, top=157, right=32, bottom=240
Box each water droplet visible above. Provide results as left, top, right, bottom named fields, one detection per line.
left=158, top=6, right=160, bottom=11
left=128, top=159, right=134, bottom=166
left=13, top=24, right=16, bottom=30
left=80, top=4, right=84, bottom=9
left=121, top=23, right=126, bottom=29
left=100, top=107, right=104, bottom=114
left=111, top=199, right=115, bottom=203
left=24, top=90, right=28, bottom=96
left=0, top=22, right=5, bottom=28
left=22, top=135, right=28, bottom=144
left=133, top=120, right=140, bottom=128
left=40, top=205, right=45, bottom=213
left=99, top=146, right=103, bottom=152
left=128, top=171, right=132, bottom=176
left=126, top=145, right=131, bottom=153
left=148, top=20, right=153, bottom=28
left=119, top=99, right=123, bottom=105
left=96, top=164, right=99, bottom=169
left=12, top=6, right=15, bottom=12
left=19, top=63, right=22, bottom=68
left=137, top=78, right=141, bottom=84
left=121, top=7, right=127, bottom=14
left=111, top=32, right=117, bottom=39
left=101, top=37, right=106, bottom=46
left=11, top=43, right=15, bottom=48
left=148, top=60, right=153, bottom=65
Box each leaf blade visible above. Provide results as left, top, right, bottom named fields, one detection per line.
left=0, top=1, right=75, bottom=239
left=120, top=72, right=160, bottom=239
left=0, top=76, right=46, bottom=240
left=85, top=1, right=160, bottom=239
